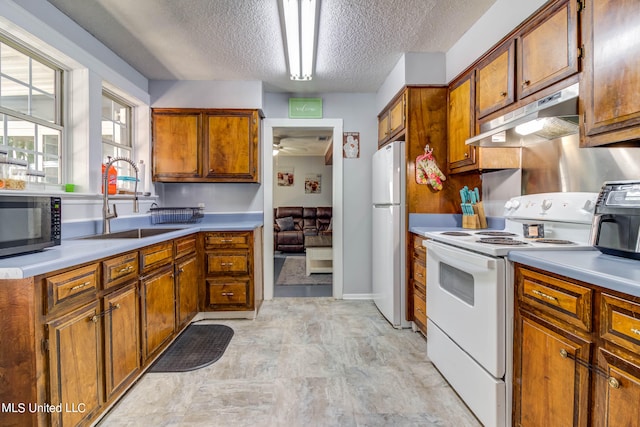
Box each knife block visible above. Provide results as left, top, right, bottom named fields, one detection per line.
left=462, top=202, right=488, bottom=229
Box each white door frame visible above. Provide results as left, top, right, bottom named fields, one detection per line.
left=262, top=118, right=343, bottom=300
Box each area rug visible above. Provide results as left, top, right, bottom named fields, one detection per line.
left=149, top=324, right=234, bottom=372
left=276, top=256, right=332, bottom=285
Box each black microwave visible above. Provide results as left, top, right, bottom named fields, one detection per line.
left=0, top=195, right=61, bottom=258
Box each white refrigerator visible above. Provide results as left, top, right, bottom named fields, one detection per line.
left=371, top=141, right=408, bottom=328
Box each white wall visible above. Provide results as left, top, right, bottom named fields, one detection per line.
left=264, top=92, right=377, bottom=296
left=273, top=156, right=332, bottom=207
left=149, top=80, right=263, bottom=108
left=445, top=0, right=547, bottom=82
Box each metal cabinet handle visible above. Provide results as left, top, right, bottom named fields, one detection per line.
left=522, top=80, right=531, bottom=87
left=88, top=303, right=121, bottom=323
left=500, top=91, right=507, bottom=97
left=71, top=281, right=91, bottom=291
left=532, top=289, right=558, bottom=302
left=221, top=292, right=234, bottom=296
left=631, top=328, right=640, bottom=336
left=117, top=266, right=133, bottom=273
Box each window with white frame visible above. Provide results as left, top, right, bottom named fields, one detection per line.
left=101, top=90, right=133, bottom=178
left=0, top=37, right=63, bottom=185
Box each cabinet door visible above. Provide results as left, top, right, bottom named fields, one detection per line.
left=176, top=254, right=199, bottom=327
left=140, top=266, right=175, bottom=361
left=205, top=110, right=259, bottom=182
left=152, top=111, right=202, bottom=180
left=47, top=301, right=102, bottom=427
left=104, top=282, right=140, bottom=399
left=517, top=0, right=579, bottom=99
left=595, top=349, right=640, bottom=427
left=476, top=40, right=515, bottom=118
left=513, top=312, right=591, bottom=427
left=378, top=112, right=390, bottom=145
left=581, top=0, right=640, bottom=146
left=448, top=72, right=476, bottom=171
left=388, top=93, right=406, bottom=138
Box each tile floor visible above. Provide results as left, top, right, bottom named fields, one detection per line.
left=98, top=298, right=481, bottom=426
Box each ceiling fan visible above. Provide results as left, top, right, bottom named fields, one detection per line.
left=273, top=136, right=329, bottom=156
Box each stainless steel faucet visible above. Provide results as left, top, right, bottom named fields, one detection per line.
left=102, top=157, right=139, bottom=234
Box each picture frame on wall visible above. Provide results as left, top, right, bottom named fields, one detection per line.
left=343, top=132, right=360, bottom=158
left=277, top=167, right=294, bottom=186
left=305, top=174, right=321, bottom=194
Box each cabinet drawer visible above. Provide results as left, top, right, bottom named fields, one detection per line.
left=140, top=242, right=173, bottom=273
left=46, top=263, right=99, bottom=313
left=174, top=234, right=197, bottom=259
left=206, top=252, right=249, bottom=274
left=206, top=279, right=249, bottom=306
left=413, top=259, right=426, bottom=287
left=412, top=235, right=426, bottom=261
left=413, top=288, right=427, bottom=326
left=517, top=267, right=592, bottom=331
left=601, top=294, right=640, bottom=354
left=102, top=252, right=138, bottom=289
left=204, top=232, right=250, bottom=249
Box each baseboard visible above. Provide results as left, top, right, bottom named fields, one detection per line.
left=342, top=293, right=374, bottom=300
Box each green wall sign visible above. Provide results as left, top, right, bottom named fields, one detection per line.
left=288, top=98, right=323, bottom=118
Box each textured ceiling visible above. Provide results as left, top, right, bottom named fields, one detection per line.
left=46, top=0, right=496, bottom=93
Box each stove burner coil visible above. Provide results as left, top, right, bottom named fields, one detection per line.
left=475, top=231, right=517, bottom=237
left=477, top=237, right=529, bottom=246
left=535, top=239, right=575, bottom=245
left=441, top=231, right=472, bottom=236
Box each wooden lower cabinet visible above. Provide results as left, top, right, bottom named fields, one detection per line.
left=408, top=233, right=427, bottom=335
left=140, top=265, right=176, bottom=361
left=202, top=229, right=262, bottom=314
left=176, top=254, right=199, bottom=327
left=46, top=301, right=102, bottom=427
left=514, top=312, right=592, bottom=426
left=513, top=264, right=640, bottom=426
left=103, top=281, right=140, bottom=399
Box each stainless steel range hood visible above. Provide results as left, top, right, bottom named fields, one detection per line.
left=466, top=83, right=579, bottom=147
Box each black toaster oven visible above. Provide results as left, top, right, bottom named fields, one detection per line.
left=590, top=181, right=640, bottom=260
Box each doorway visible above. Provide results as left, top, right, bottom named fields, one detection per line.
left=263, top=118, right=343, bottom=300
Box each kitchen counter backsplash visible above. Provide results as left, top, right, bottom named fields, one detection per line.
left=409, top=213, right=505, bottom=234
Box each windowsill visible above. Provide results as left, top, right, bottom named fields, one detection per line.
left=0, top=189, right=159, bottom=200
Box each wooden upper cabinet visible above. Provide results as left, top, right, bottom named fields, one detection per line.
left=378, top=91, right=406, bottom=147
left=581, top=0, right=640, bottom=146
left=152, top=108, right=261, bottom=182
left=448, top=72, right=476, bottom=171
left=517, top=0, right=579, bottom=99
left=476, top=40, right=515, bottom=119
left=205, top=110, right=259, bottom=182
left=152, top=111, right=202, bottom=180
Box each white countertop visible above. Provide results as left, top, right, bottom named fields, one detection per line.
left=0, top=214, right=263, bottom=279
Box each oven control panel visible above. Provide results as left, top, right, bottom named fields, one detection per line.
left=503, top=192, right=597, bottom=223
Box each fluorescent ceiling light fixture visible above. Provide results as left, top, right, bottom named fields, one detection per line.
left=515, top=119, right=545, bottom=136
left=282, top=0, right=318, bottom=81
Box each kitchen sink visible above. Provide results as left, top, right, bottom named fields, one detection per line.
left=78, top=228, right=183, bottom=240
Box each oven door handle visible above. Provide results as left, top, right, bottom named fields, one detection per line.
left=425, top=240, right=498, bottom=270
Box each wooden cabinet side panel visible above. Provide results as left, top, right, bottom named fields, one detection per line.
left=0, top=278, right=39, bottom=427
left=152, top=112, right=201, bottom=179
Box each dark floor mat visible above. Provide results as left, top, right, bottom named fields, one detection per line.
left=149, top=324, right=234, bottom=373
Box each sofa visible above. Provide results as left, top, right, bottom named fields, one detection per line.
left=274, top=206, right=332, bottom=252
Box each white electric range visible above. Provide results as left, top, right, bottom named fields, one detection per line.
left=423, top=192, right=598, bottom=427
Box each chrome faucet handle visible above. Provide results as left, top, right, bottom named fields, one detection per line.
left=109, top=203, right=118, bottom=219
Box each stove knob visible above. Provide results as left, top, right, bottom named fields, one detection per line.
left=511, top=199, right=521, bottom=209
left=541, top=199, right=553, bottom=211
left=505, top=201, right=513, bottom=210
